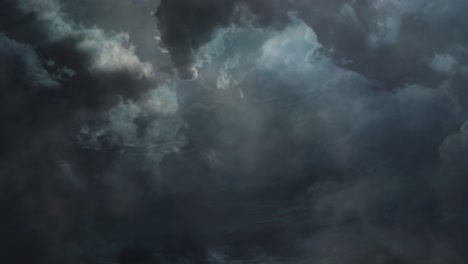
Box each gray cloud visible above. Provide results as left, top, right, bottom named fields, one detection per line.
left=158, top=15, right=468, bottom=262
left=0, top=33, right=59, bottom=88
left=0, top=1, right=185, bottom=262
left=154, top=0, right=292, bottom=80
left=155, top=0, right=468, bottom=89
left=2, top=0, right=468, bottom=263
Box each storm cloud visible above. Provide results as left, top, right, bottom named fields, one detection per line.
left=2, top=0, right=468, bottom=263
left=0, top=0, right=184, bottom=262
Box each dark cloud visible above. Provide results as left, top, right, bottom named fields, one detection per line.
left=0, top=0, right=184, bottom=262
left=156, top=13, right=468, bottom=262
left=156, top=0, right=468, bottom=88
left=2, top=0, right=468, bottom=263
left=154, top=0, right=292, bottom=79
left=295, top=0, right=468, bottom=89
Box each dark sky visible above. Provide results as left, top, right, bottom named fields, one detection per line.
left=1, top=0, right=468, bottom=263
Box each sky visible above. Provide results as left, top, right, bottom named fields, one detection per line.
left=1, top=0, right=468, bottom=263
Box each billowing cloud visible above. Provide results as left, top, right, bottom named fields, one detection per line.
left=0, top=1, right=185, bottom=262
left=157, top=15, right=468, bottom=262
left=3, top=0, right=468, bottom=263
left=154, top=0, right=292, bottom=80
left=155, top=0, right=468, bottom=89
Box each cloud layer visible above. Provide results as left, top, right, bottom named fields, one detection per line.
left=2, top=0, right=468, bottom=263
left=0, top=1, right=184, bottom=262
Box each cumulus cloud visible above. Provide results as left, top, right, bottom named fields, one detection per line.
left=431, top=53, right=458, bottom=74
left=0, top=1, right=185, bottom=262
left=3, top=0, right=468, bottom=263
left=154, top=0, right=292, bottom=80
left=0, top=33, right=61, bottom=88
left=20, top=0, right=154, bottom=79
left=156, top=14, right=468, bottom=262
left=155, top=0, right=468, bottom=89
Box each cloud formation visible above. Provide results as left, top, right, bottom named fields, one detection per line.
left=156, top=7, right=468, bottom=263
left=2, top=0, right=468, bottom=263
left=156, top=0, right=468, bottom=88
left=0, top=1, right=184, bottom=262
